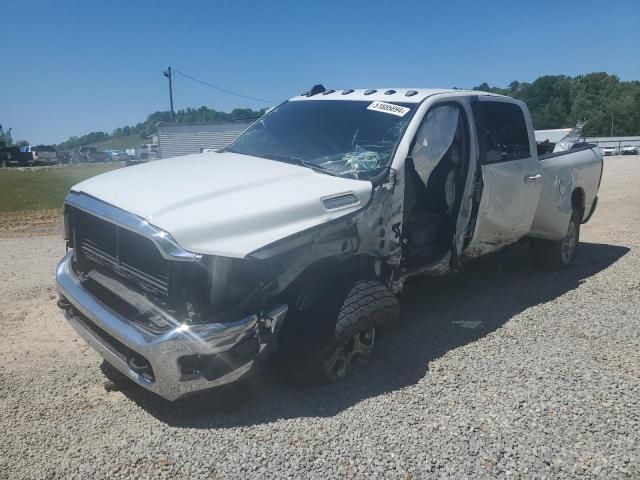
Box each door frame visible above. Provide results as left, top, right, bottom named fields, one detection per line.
left=394, top=96, right=480, bottom=274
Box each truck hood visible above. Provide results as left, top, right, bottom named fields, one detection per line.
left=71, top=151, right=372, bottom=258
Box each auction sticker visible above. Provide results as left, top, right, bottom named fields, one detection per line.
left=367, top=101, right=410, bottom=117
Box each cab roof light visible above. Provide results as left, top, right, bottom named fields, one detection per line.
left=405, top=90, right=418, bottom=97
left=307, top=84, right=326, bottom=96
left=342, top=89, right=354, bottom=95
left=384, top=89, right=396, bottom=95
left=364, top=89, right=377, bottom=95
left=322, top=89, right=336, bottom=95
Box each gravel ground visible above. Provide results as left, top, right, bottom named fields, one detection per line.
left=1, top=156, right=639, bottom=479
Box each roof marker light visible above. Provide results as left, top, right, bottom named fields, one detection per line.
left=384, top=89, right=396, bottom=95
left=308, top=84, right=326, bottom=96
left=322, top=89, right=336, bottom=95
left=342, top=89, right=354, bottom=95
left=405, top=90, right=418, bottom=97
left=364, top=89, right=377, bottom=95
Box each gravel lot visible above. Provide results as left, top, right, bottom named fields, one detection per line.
left=1, top=156, right=638, bottom=479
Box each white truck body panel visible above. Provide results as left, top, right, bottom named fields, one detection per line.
left=71, top=151, right=372, bottom=258
left=529, top=147, right=602, bottom=240
left=463, top=98, right=543, bottom=256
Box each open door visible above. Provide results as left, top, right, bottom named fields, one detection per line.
left=464, top=98, right=541, bottom=256
left=402, top=102, right=471, bottom=270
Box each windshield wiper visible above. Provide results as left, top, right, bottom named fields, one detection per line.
left=260, top=153, right=348, bottom=178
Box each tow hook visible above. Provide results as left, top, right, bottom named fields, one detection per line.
left=127, top=355, right=154, bottom=381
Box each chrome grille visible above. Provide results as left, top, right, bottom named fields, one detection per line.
left=70, top=207, right=170, bottom=296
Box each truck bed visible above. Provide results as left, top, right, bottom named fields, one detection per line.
left=530, top=145, right=603, bottom=240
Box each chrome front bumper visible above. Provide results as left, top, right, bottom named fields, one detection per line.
left=55, top=251, right=286, bottom=401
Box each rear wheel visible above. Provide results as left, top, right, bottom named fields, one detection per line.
left=288, top=280, right=399, bottom=384
left=533, top=208, right=581, bottom=270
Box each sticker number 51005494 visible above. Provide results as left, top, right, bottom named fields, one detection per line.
left=367, top=101, right=410, bottom=117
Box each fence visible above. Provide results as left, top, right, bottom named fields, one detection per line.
left=580, top=136, right=640, bottom=148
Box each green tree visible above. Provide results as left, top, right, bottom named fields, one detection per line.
left=0, top=124, right=13, bottom=147
left=474, top=73, right=640, bottom=135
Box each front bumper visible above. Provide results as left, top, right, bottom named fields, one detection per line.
left=55, top=251, right=286, bottom=401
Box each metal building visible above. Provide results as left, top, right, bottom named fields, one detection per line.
left=157, top=118, right=257, bottom=159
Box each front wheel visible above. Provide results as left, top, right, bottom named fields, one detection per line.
left=287, top=280, right=400, bottom=384
left=533, top=208, right=581, bottom=270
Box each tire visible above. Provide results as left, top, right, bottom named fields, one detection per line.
left=533, top=208, right=581, bottom=270
left=287, top=280, right=400, bottom=384
left=0, top=158, right=7, bottom=168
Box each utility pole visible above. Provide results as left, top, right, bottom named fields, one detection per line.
left=163, top=67, right=175, bottom=123
left=610, top=112, right=614, bottom=137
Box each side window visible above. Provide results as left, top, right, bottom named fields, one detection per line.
left=476, top=101, right=530, bottom=163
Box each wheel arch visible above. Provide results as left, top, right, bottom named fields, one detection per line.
left=571, top=187, right=586, bottom=220
left=280, top=253, right=382, bottom=314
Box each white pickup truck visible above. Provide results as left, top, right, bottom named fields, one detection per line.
left=56, top=87, right=603, bottom=400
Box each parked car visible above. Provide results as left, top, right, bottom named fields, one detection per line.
left=104, top=149, right=130, bottom=162
left=620, top=145, right=639, bottom=155
left=73, top=146, right=109, bottom=163
left=20, top=145, right=58, bottom=164
left=134, top=144, right=149, bottom=159
left=127, top=144, right=156, bottom=167
left=601, top=146, right=619, bottom=156
left=125, top=148, right=137, bottom=158
left=58, top=151, right=72, bottom=164
left=148, top=144, right=160, bottom=159
left=0, top=146, right=29, bottom=167
left=56, top=87, right=603, bottom=401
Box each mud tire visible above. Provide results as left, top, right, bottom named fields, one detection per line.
left=288, top=280, right=399, bottom=384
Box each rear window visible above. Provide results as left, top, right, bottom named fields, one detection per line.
left=37, top=145, right=55, bottom=152
left=476, top=101, right=530, bottom=163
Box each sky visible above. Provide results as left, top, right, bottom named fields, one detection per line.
left=2, top=0, right=639, bottom=145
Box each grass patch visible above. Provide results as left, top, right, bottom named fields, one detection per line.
left=91, top=134, right=146, bottom=151
left=0, top=164, right=121, bottom=213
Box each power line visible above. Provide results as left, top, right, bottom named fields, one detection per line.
left=173, top=70, right=275, bottom=104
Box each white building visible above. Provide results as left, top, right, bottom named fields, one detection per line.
left=157, top=119, right=257, bottom=159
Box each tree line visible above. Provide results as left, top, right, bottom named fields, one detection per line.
left=472, top=72, right=640, bottom=137
left=56, top=106, right=265, bottom=150
left=54, top=72, right=639, bottom=150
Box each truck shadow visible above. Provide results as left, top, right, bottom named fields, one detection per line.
left=106, top=241, right=629, bottom=428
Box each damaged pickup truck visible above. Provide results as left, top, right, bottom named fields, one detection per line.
left=56, top=86, right=603, bottom=400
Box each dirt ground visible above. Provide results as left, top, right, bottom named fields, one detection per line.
left=0, top=156, right=638, bottom=479
left=0, top=209, right=62, bottom=238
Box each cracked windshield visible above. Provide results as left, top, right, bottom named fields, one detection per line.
left=226, top=100, right=416, bottom=179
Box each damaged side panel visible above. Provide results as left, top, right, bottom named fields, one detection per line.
left=529, top=146, right=602, bottom=240
left=247, top=178, right=398, bottom=301
left=462, top=98, right=542, bottom=257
